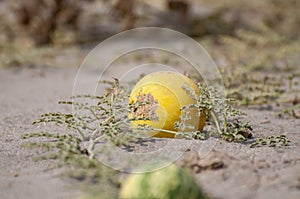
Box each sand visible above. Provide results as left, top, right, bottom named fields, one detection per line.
left=0, top=66, right=299, bottom=199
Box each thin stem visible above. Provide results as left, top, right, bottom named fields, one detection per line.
left=75, top=127, right=86, bottom=140
left=89, top=107, right=100, bottom=120
left=87, top=135, right=105, bottom=160
left=210, top=110, right=223, bottom=135
left=223, top=114, right=227, bottom=134
left=91, top=128, right=101, bottom=139
left=151, top=128, right=178, bottom=135
left=130, top=127, right=178, bottom=135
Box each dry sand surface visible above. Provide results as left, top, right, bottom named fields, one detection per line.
left=0, top=66, right=299, bottom=199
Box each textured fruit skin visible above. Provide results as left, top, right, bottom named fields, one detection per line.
left=119, top=164, right=207, bottom=199
left=129, top=71, right=206, bottom=138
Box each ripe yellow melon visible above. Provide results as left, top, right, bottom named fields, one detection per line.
left=129, top=71, right=206, bottom=138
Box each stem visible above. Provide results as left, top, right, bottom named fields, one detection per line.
left=129, top=127, right=175, bottom=134
left=152, top=128, right=178, bottom=135
left=223, top=114, right=227, bottom=134
left=130, top=127, right=180, bottom=135
left=87, top=115, right=115, bottom=159
left=91, top=128, right=101, bottom=138
left=75, top=127, right=86, bottom=140
left=109, top=91, right=115, bottom=117
left=210, top=110, right=223, bottom=135
left=87, top=135, right=104, bottom=160
left=87, top=127, right=102, bottom=159
left=89, top=107, right=100, bottom=120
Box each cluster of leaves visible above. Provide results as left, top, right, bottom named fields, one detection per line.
left=180, top=84, right=253, bottom=142
left=24, top=79, right=143, bottom=160
left=249, top=135, right=291, bottom=148
left=177, top=83, right=291, bottom=147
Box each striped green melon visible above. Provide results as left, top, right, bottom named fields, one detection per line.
left=119, top=164, right=208, bottom=199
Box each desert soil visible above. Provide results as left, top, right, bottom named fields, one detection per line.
left=0, top=65, right=299, bottom=199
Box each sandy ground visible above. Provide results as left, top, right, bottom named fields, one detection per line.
left=0, top=66, right=299, bottom=199
left=0, top=67, right=80, bottom=199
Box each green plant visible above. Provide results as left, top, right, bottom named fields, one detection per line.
left=249, top=134, right=290, bottom=148
left=24, top=79, right=138, bottom=159
left=179, top=84, right=252, bottom=142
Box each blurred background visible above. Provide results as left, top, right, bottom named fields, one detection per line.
left=0, top=0, right=299, bottom=69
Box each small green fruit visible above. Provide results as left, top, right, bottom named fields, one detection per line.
left=119, top=164, right=208, bottom=199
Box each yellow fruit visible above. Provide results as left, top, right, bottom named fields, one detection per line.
left=129, top=71, right=206, bottom=138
